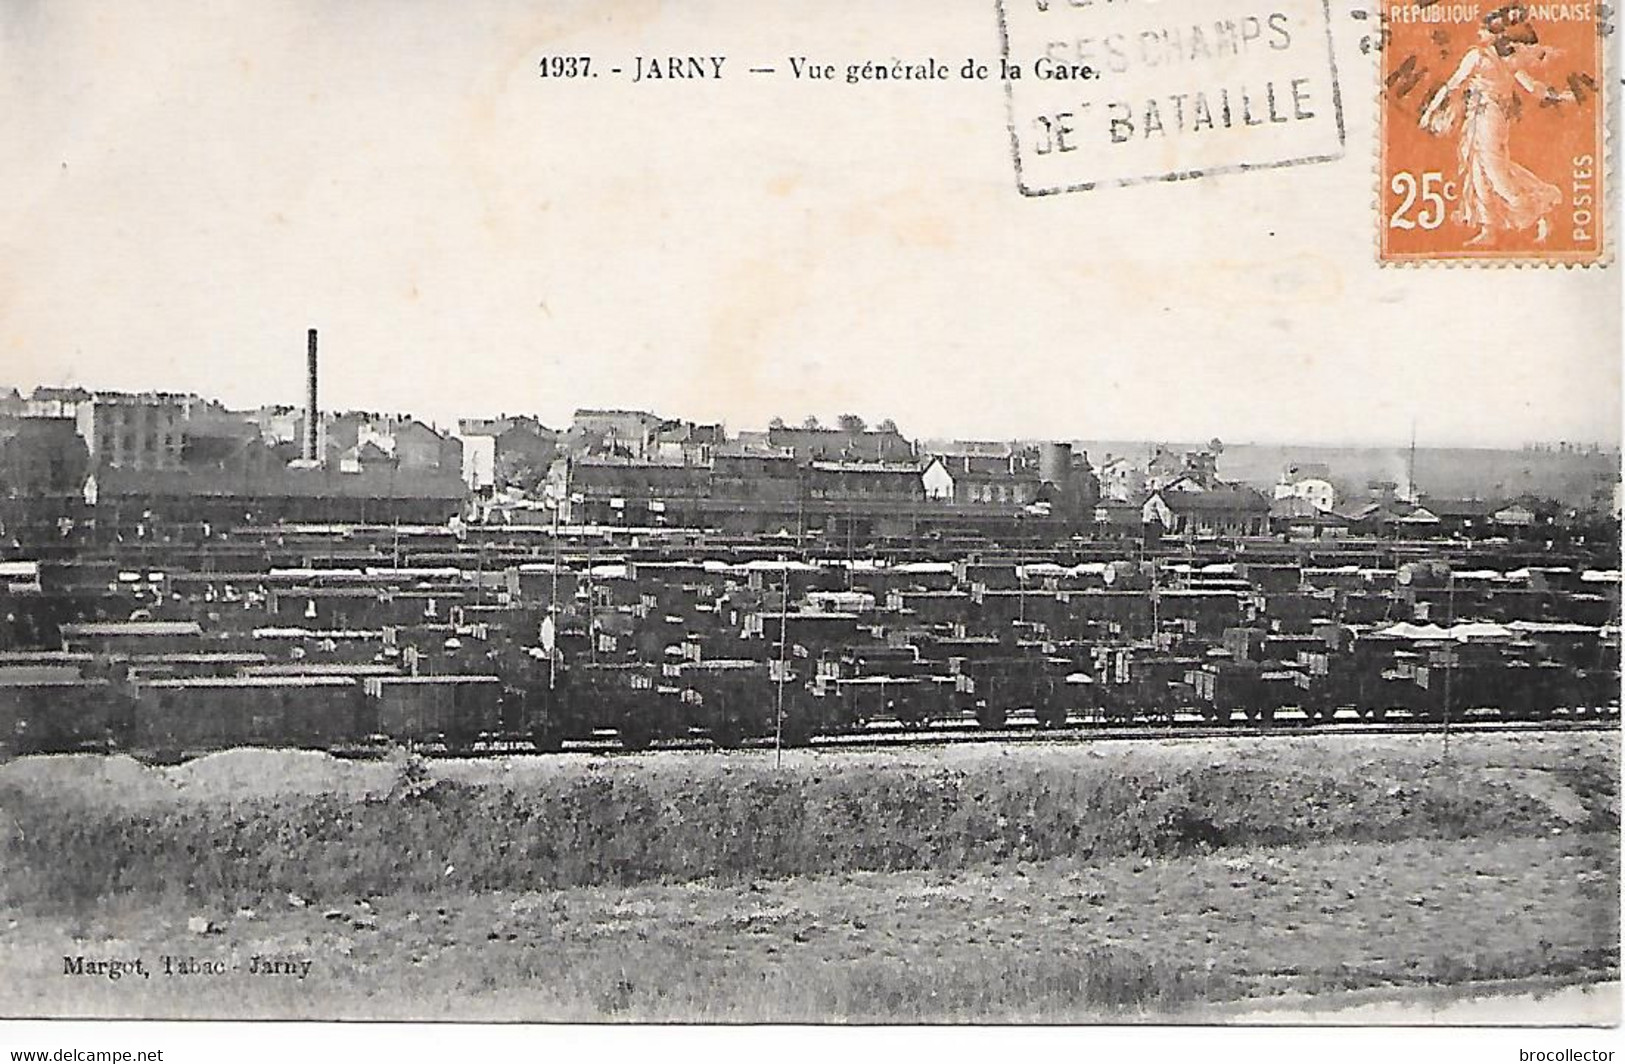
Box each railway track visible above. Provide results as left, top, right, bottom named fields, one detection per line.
left=421, top=713, right=1619, bottom=759
left=795, top=716, right=1621, bottom=755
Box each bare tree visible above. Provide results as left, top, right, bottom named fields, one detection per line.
left=801, top=415, right=822, bottom=431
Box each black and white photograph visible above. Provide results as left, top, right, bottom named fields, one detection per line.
left=0, top=0, right=1619, bottom=1056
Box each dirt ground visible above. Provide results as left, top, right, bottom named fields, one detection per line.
left=429, top=728, right=1617, bottom=789
left=2, top=831, right=1615, bottom=1022
left=1207, top=979, right=1620, bottom=1025
left=2, top=730, right=1615, bottom=1021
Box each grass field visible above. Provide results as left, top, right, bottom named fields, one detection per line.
left=0, top=731, right=1617, bottom=1021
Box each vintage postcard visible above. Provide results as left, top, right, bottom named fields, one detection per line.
left=0, top=0, right=1619, bottom=1056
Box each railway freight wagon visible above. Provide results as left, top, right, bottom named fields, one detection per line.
left=60, top=621, right=208, bottom=655
left=522, top=657, right=812, bottom=750
left=1499, top=660, right=1575, bottom=719
left=949, top=652, right=1067, bottom=728
left=826, top=674, right=950, bottom=729
left=1196, top=658, right=1325, bottom=722
left=122, top=653, right=271, bottom=680
left=363, top=675, right=502, bottom=749
left=1155, top=590, right=1249, bottom=639
left=132, top=676, right=365, bottom=758
left=1090, top=647, right=1202, bottom=722
left=0, top=593, right=96, bottom=653
left=1575, top=663, right=1623, bottom=716
left=0, top=673, right=121, bottom=755
left=1057, top=591, right=1155, bottom=642
left=1194, top=659, right=1262, bottom=722
left=673, top=659, right=783, bottom=747
left=508, top=668, right=575, bottom=752
left=1237, top=563, right=1303, bottom=594
left=972, top=589, right=1071, bottom=633
left=1404, top=646, right=1574, bottom=721
left=1341, top=641, right=1428, bottom=720
left=565, top=663, right=676, bottom=749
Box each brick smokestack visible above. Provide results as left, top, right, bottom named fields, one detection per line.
left=303, top=328, right=319, bottom=463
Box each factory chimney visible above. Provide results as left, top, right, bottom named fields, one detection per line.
left=303, top=328, right=320, bottom=464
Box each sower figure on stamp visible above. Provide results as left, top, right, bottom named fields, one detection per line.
left=1418, top=8, right=1586, bottom=247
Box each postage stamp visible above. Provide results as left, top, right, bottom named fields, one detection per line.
left=996, top=0, right=1347, bottom=195
left=1378, top=1, right=1608, bottom=264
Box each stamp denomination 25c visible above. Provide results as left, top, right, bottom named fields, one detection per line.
left=997, top=0, right=1347, bottom=194
left=1379, top=1, right=1607, bottom=264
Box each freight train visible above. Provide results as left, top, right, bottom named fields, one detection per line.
left=0, top=525, right=1619, bottom=758
left=0, top=622, right=1618, bottom=760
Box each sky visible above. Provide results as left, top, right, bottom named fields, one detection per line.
left=0, top=0, right=1618, bottom=448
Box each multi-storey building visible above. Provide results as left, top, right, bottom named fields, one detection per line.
left=74, top=393, right=188, bottom=472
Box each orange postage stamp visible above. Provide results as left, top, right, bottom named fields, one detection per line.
left=1378, top=1, right=1607, bottom=264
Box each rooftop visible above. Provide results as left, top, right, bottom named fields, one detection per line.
left=1155, top=486, right=1271, bottom=512
left=809, top=461, right=922, bottom=474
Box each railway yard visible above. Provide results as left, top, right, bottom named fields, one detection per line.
left=0, top=520, right=1619, bottom=758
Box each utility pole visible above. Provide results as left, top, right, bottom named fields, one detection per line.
left=548, top=490, right=560, bottom=693
left=586, top=525, right=597, bottom=666
left=1442, top=570, right=1455, bottom=760
left=847, top=510, right=854, bottom=588
left=774, top=556, right=789, bottom=769
left=1150, top=554, right=1161, bottom=645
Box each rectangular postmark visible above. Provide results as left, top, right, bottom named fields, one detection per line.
left=1378, top=2, right=1609, bottom=264
left=997, top=0, right=1347, bottom=194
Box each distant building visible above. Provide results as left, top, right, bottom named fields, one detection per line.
left=457, top=415, right=554, bottom=491
left=917, top=440, right=1018, bottom=460
left=1093, top=498, right=1145, bottom=533
left=1143, top=485, right=1271, bottom=537
left=71, top=392, right=471, bottom=524
left=0, top=416, right=88, bottom=496
left=571, top=409, right=665, bottom=460
left=1269, top=496, right=1350, bottom=540
left=1491, top=500, right=1539, bottom=528
left=75, top=392, right=189, bottom=472
left=383, top=420, right=459, bottom=474
left=711, top=448, right=799, bottom=503
left=1145, top=446, right=1186, bottom=491
left=650, top=421, right=723, bottom=466
left=84, top=461, right=467, bottom=525
left=767, top=425, right=913, bottom=465
left=804, top=461, right=924, bottom=503
left=248, top=405, right=302, bottom=446
left=1145, top=446, right=1221, bottom=492
left=459, top=434, right=497, bottom=490
left=1097, top=454, right=1145, bottom=503
left=1274, top=474, right=1339, bottom=513
left=490, top=423, right=558, bottom=494
left=548, top=455, right=711, bottom=524
left=1420, top=497, right=1496, bottom=535
left=178, top=404, right=264, bottom=470
left=1346, top=499, right=1440, bottom=534
left=459, top=415, right=546, bottom=438
left=22, top=386, right=92, bottom=419
left=921, top=456, right=1041, bottom=507
left=314, top=413, right=461, bottom=477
